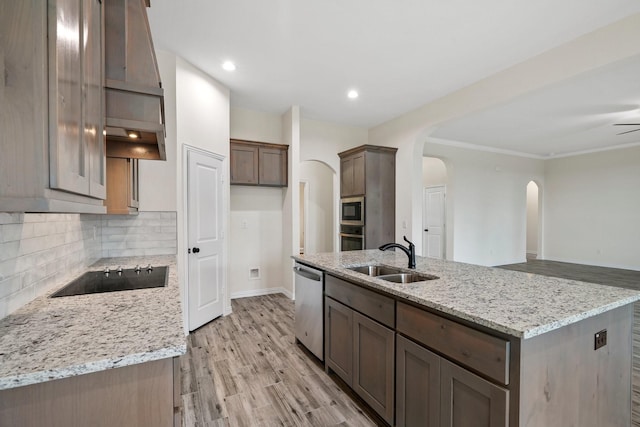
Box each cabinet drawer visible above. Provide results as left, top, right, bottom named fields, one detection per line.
left=325, top=275, right=395, bottom=328
left=397, top=302, right=510, bottom=385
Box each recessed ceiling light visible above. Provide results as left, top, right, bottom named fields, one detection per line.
left=347, top=90, right=359, bottom=99
left=222, top=61, right=236, bottom=71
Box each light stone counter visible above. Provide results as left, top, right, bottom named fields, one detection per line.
left=294, top=250, right=640, bottom=339
left=0, top=255, right=185, bottom=390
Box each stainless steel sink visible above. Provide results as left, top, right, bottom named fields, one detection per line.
left=377, top=273, right=438, bottom=283
left=347, top=264, right=439, bottom=283
left=347, top=264, right=404, bottom=276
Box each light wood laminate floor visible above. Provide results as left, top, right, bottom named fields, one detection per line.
left=180, top=294, right=377, bottom=426
left=498, top=258, right=640, bottom=426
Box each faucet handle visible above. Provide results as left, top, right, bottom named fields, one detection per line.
left=403, top=235, right=414, bottom=247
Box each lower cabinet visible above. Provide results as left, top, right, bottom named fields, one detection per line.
left=325, top=297, right=353, bottom=386
left=0, top=357, right=181, bottom=427
left=325, top=296, right=395, bottom=425
left=396, top=335, right=508, bottom=427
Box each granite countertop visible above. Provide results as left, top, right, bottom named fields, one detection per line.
left=0, top=255, right=186, bottom=390
left=294, top=250, right=640, bottom=339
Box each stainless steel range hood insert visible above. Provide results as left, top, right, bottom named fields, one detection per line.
left=104, top=0, right=166, bottom=160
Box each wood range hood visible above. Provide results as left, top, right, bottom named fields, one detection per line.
left=104, top=0, right=166, bottom=161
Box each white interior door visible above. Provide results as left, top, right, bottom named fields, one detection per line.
left=423, top=186, right=445, bottom=259
left=187, top=148, right=224, bottom=331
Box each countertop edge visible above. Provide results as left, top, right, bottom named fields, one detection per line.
left=0, top=345, right=187, bottom=390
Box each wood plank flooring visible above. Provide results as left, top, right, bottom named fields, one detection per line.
left=180, top=294, right=377, bottom=426
left=498, top=259, right=640, bottom=426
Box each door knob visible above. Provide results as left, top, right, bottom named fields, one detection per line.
left=424, top=229, right=429, bottom=232
left=192, top=247, right=200, bottom=253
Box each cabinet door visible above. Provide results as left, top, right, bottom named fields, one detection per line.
left=84, top=0, right=106, bottom=199
left=50, top=0, right=89, bottom=195
left=340, top=157, right=354, bottom=197
left=259, top=147, right=287, bottom=186
left=230, top=143, right=259, bottom=185
left=340, top=152, right=366, bottom=197
left=396, top=335, right=440, bottom=427
left=325, top=297, right=353, bottom=387
left=353, top=311, right=394, bottom=425
left=440, top=359, right=509, bottom=427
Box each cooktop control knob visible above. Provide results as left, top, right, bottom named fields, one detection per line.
left=134, top=265, right=142, bottom=274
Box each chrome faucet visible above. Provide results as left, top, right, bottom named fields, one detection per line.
left=379, top=236, right=416, bottom=269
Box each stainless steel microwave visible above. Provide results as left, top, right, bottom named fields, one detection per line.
left=340, top=196, right=365, bottom=226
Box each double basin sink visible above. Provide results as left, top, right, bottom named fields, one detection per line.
left=347, top=264, right=438, bottom=283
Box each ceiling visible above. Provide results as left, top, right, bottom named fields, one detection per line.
left=147, top=1, right=640, bottom=156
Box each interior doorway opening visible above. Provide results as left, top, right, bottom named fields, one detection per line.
left=422, top=157, right=448, bottom=259
left=526, top=181, right=540, bottom=260
left=299, top=160, right=335, bottom=254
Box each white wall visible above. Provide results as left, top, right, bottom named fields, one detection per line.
left=424, top=139, right=545, bottom=266
left=423, top=157, right=448, bottom=187
left=229, top=108, right=290, bottom=298
left=299, top=161, right=334, bottom=254
left=139, top=51, right=177, bottom=212
left=368, top=16, right=640, bottom=257
left=526, top=181, right=539, bottom=257
left=544, top=145, right=640, bottom=269
left=300, top=118, right=368, bottom=172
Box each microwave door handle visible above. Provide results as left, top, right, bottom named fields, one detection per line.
left=293, top=267, right=322, bottom=281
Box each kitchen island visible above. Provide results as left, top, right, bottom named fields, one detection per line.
left=294, top=250, right=640, bottom=427
left=0, top=255, right=185, bottom=426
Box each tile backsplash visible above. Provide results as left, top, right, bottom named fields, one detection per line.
left=0, top=211, right=177, bottom=319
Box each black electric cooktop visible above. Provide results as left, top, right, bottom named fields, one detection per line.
left=50, top=266, right=168, bottom=297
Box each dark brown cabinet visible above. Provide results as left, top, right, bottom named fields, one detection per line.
left=440, top=359, right=508, bottom=427
left=105, top=157, right=139, bottom=214
left=396, top=335, right=441, bottom=427
left=338, top=145, right=397, bottom=249
left=340, top=151, right=366, bottom=197
left=353, top=311, right=395, bottom=425
left=324, top=275, right=395, bottom=425
left=230, top=139, right=288, bottom=187
left=325, top=298, right=353, bottom=386
left=396, top=335, right=508, bottom=427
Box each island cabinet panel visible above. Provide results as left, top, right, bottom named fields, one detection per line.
left=230, top=139, right=288, bottom=187
left=396, top=335, right=441, bottom=427
left=441, top=359, right=509, bottom=427
left=397, top=302, right=510, bottom=385
left=518, top=304, right=632, bottom=427
left=353, top=311, right=395, bottom=425
left=325, top=297, right=353, bottom=386
left=0, top=357, right=178, bottom=427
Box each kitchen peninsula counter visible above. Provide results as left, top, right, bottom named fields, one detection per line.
left=0, top=255, right=185, bottom=390
left=294, top=250, right=640, bottom=339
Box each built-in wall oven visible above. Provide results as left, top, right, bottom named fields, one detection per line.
left=340, top=224, right=365, bottom=251
left=340, top=196, right=365, bottom=226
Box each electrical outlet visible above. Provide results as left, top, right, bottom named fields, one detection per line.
left=594, top=329, right=607, bottom=350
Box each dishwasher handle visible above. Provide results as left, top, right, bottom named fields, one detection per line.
left=293, top=266, right=322, bottom=281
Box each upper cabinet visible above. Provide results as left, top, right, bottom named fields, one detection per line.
left=0, top=0, right=107, bottom=213
left=339, top=145, right=396, bottom=198
left=230, top=140, right=288, bottom=187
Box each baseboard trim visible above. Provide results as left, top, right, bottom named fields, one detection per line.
left=231, top=287, right=294, bottom=300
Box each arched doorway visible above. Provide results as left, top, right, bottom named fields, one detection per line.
left=299, top=160, right=336, bottom=254
left=422, top=157, right=448, bottom=259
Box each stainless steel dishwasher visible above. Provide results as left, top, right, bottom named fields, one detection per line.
left=294, top=262, right=324, bottom=361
